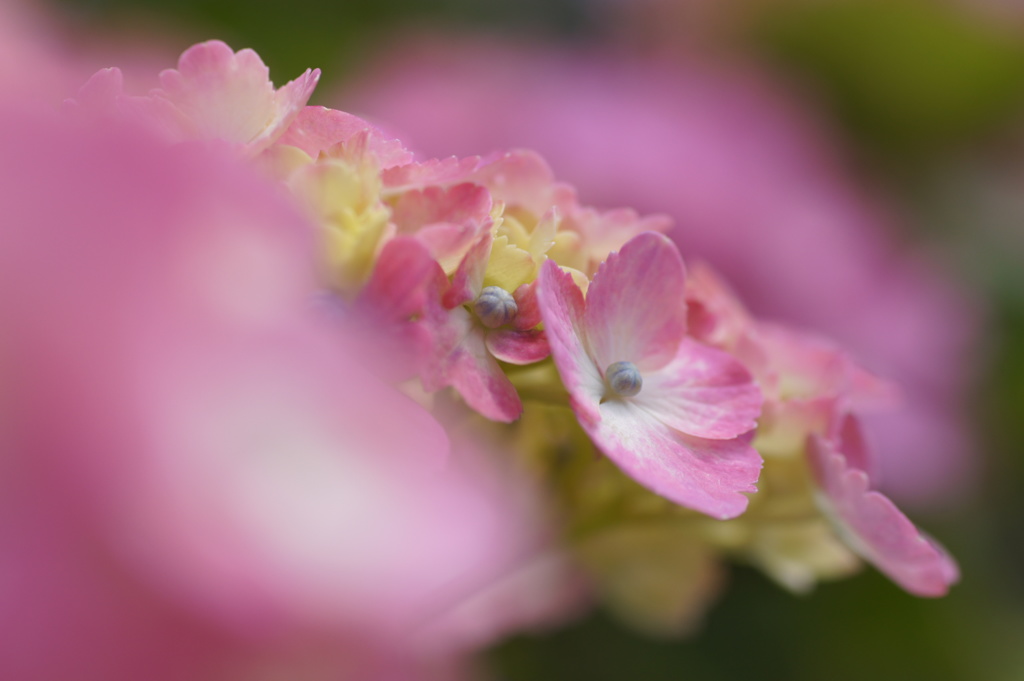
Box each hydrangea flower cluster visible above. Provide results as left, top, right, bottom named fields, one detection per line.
left=53, top=38, right=959, bottom=657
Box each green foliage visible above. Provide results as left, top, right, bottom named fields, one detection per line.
left=51, top=0, right=589, bottom=92
left=755, top=0, right=1024, bottom=158
left=490, top=566, right=992, bottom=681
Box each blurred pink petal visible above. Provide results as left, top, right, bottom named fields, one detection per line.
left=351, top=236, right=440, bottom=383
left=66, top=65, right=123, bottom=109
left=808, top=420, right=960, bottom=597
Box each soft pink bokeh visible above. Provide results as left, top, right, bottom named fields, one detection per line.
left=0, top=93, right=543, bottom=680
left=343, top=37, right=980, bottom=507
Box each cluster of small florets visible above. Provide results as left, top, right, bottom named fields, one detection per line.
left=69, top=39, right=958, bottom=634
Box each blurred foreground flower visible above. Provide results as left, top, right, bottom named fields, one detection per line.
left=0, top=77, right=555, bottom=680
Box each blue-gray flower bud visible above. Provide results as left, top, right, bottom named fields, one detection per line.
left=473, top=286, right=518, bottom=329
left=606, top=361, right=642, bottom=397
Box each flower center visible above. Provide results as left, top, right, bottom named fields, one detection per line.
left=473, top=286, right=518, bottom=328
left=605, top=361, right=642, bottom=397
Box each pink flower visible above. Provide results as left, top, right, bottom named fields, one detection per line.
left=537, top=232, right=763, bottom=519
left=352, top=153, right=567, bottom=422
left=348, top=229, right=549, bottom=420
left=275, top=105, right=413, bottom=166
left=419, top=232, right=548, bottom=423
left=433, top=235, right=551, bottom=418
left=344, top=37, right=979, bottom=506
left=68, top=40, right=320, bottom=156
left=153, top=40, right=320, bottom=153
left=443, top=233, right=550, bottom=364
left=808, top=417, right=960, bottom=597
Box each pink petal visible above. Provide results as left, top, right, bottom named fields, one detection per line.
left=584, top=232, right=687, bottom=372
left=848, top=364, right=903, bottom=412
left=537, top=260, right=604, bottom=427
left=415, top=222, right=487, bottom=275
left=445, top=317, right=523, bottom=422
left=756, top=395, right=839, bottom=460
left=443, top=233, right=491, bottom=309
left=594, top=402, right=761, bottom=519
left=512, top=281, right=543, bottom=331
left=391, top=182, right=493, bottom=271
left=486, top=328, right=550, bottom=365
left=391, top=182, right=493, bottom=233
left=832, top=412, right=874, bottom=476
left=466, top=150, right=576, bottom=218
left=382, top=155, right=485, bottom=192
left=157, top=41, right=270, bottom=142
left=275, top=106, right=412, bottom=166
left=808, top=431, right=959, bottom=597
left=754, top=323, right=898, bottom=410
left=64, top=69, right=184, bottom=139
left=357, top=237, right=435, bottom=320
left=568, top=206, right=673, bottom=269
left=63, top=67, right=123, bottom=114
left=253, top=67, right=320, bottom=152
left=352, top=236, right=439, bottom=382
left=684, top=260, right=754, bottom=350
left=421, top=293, right=522, bottom=422
left=636, top=338, right=761, bottom=440
left=155, top=40, right=319, bottom=153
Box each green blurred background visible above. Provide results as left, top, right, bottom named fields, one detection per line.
left=44, top=0, right=1024, bottom=678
